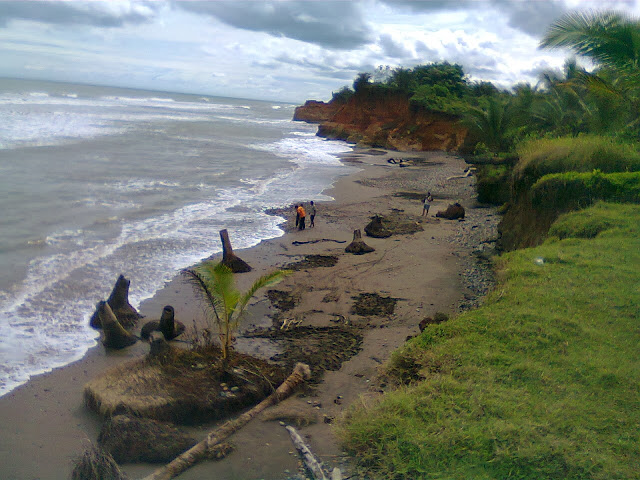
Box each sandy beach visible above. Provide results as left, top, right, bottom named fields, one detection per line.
left=0, top=148, right=498, bottom=480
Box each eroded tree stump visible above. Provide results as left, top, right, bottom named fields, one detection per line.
left=90, top=274, right=142, bottom=329
left=345, top=229, right=375, bottom=255
left=98, top=301, right=138, bottom=349
left=436, top=202, right=465, bottom=220
left=364, top=215, right=392, bottom=238
left=140, top=306, right=185, bottom=341
left=220, top=229, right=252, bottom=273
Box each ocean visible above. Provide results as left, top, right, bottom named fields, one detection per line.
left=0, top=78, right=354, bottom=397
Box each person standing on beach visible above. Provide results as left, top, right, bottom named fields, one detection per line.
left=297, top=204, right=306, bottom=230
left=309, top=201, right=316, bottom=227
left=422, top=192, right=433, bottom=216
left=294, top=204, right=300, bottom=228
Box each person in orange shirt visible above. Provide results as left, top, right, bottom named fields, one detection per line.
left=297, top=204, right=306, bottom=230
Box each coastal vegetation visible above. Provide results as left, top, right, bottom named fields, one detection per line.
left=182, top=262, right=288, bottom=359
left=338, top=202, right=640, bottom=479
left=336, top=10, right=640, bottom=479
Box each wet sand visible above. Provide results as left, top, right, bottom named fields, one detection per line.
left=0, top=148, right=497, bottom=480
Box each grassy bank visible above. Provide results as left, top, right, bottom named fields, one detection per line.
left=338, top=202, right=640, bottom=479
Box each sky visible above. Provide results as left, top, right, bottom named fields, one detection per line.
left=0, top=0, right=639, bottom=103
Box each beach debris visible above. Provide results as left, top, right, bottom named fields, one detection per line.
left=90, top=274, right=143, bottom=329
left=84, top=346, right=287, bottom=425
left=219, top=229, right=252, bottom=273
left=292, top=238, right=347, bottom=245
left=418, top=312, right=450, bottom=332
left=245, top=326, right=363, bottom=383
left=436, top=203, right=466, bottom=220
left=284, top=254, right=339, bottom=271
left=350, top=293, right=397, bottom=316
left=140, top=306, right=186, bottom=341
left=364, top=214, right=423, bottom=238
left=140, top=363, right=311, bottom=480
left=71, top=444, right=128, bottom=480
left=285, top=425, right=328, bottom=480
left=98, top=414, right=197, bottom=463
left=446, top=166, right=476, bottom=180
left=98, top=301, right=138, bottom=349
left=345, top=229, right=375, bottom=255
left=261, top=402, right=319, bottom=427
left=267, top=289, right=299, bottom=312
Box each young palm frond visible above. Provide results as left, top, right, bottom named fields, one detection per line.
left=182, top=261, right=289, bottom=358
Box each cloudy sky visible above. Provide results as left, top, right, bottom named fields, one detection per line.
left=0, top=0, right=638, bottom=103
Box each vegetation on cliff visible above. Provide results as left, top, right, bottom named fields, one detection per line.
left=339, top=202, right=640, bottom=479
left=338, top=10, right=640, bottom=479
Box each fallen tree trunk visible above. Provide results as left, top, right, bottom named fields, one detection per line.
left=286, top=425, right=328, bottom=480
left=140, top=363, right=311, bottom=480
left=220, top=229, right=252, bottom=273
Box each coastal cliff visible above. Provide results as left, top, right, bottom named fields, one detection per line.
left=294, top=93, right=468, bottom=152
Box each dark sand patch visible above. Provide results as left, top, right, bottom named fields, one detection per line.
left=350, top=293, right=398, bottom=316
left=284, top=254, right=339, bottom=271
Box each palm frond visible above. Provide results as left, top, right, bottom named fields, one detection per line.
left=540, top=11, right=640, bottom=69
left=237, top=270, right=291, bottom=316
left=181, top=267, right=222, bottom=322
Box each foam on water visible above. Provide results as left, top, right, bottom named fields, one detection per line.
left=0, top=81, right=355, bottom=396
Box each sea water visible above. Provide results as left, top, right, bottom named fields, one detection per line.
left=0, top=78, right=354, bottom=397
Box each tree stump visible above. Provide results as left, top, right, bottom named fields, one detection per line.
left=90, top=274, right=142, bottom=329
left=98, top=301, right=138, bottom=349
left=140, top=306, right=185, bottom=341
left=345, top=229, right=375, bottom=255
left=364, top=215, right=392, bottom=238
left=435, top=202, right=465, bottom=220
left=219, top=229, right=252, bottom=273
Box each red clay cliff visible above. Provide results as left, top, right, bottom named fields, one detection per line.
left=293, top=93, right=468, bottom=152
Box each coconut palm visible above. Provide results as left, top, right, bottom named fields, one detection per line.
left=540, top=11, right=640, bottom=134
left=183, top=262, right=288, bottom=359
left=540, top=11, right=640, bottom=71
left=465, top=96, right=514, bottom=153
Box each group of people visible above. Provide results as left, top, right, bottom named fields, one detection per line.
left=294, top=201, right=316, bottom=230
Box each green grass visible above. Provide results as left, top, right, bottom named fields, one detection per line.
left=513, top=136, right=640, bottom=189
left=531, top=171, right=640, bottom=209
left=338, top=203, right=640, bottom=479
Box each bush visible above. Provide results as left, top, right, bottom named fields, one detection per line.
left=476, top=164, right=512, bottom=204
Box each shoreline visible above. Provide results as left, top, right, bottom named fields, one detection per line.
left=0, top=147, right=498, bottom=480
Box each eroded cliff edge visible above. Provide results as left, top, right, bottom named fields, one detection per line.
left=294, top=93, right=469, bottom=152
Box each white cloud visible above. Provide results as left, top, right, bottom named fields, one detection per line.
left=0, top=0, right=632, bottom=102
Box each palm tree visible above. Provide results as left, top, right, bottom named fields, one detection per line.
left=183, top=262, right=288, bottom=359
left=465, top=96, right=513, bottom=153
left=540, top=11, right=640, bottom=133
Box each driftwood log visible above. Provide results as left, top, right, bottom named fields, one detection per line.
left=140, top=363, right=311, bottom=480
left=345, top=229, right=375, bottom=255
left=98, top=301, right=138, bottom=349
left=90, top=274, right=142, bottom=329
left=219, top=229, right=252, bottom=273
left=286, top=425, right=328, bottom=480
left=140, top=306, right=186, bottom=341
